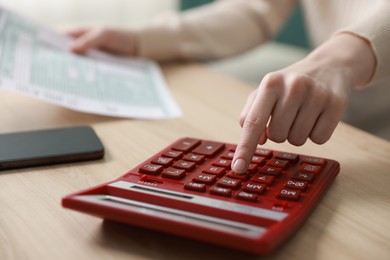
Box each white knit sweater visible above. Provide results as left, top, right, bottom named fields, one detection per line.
left=133, top=0, right=390, bottom=88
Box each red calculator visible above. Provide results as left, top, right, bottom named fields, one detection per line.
left=62, top=137, right=339, bottom=255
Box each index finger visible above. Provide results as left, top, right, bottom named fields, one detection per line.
left=68, top=29, right=104, bottom=54
left=232, top=87, right=276, bottom=174
left=66, top=28, right=89, bottom=38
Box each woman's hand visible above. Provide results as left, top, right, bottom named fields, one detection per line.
left=67, top=27, right=137, bottom=56
left=232, top=33, right=376, bottom=174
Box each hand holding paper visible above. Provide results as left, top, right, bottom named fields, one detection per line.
left=0, top=7, right=182, bottom=119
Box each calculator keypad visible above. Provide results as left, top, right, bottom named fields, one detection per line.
left=126, top=138, right=331, bottom=208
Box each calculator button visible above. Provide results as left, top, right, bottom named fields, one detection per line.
left=139, top=163, right=163, bottom=175
left=192, top=141, right=225, bottom=157
left=246, top=163, right=258, bottom=173
left=216, top=177, right=241, bottom=189
left=212, top=158, right=231, bottom=168
left=183, top=153, right=205, bottom=163
left=220, top=151, right=235, bottom=159
left=209, top=186, right=232, bottom=197
left=267, top=158, right=289, bottom=169
left=259, top=166, right=282, bottom=177
left=254, top=148, right=272, bottom=158
left=292, top=172, right=315, bottom=183
left=162, top=150, right=183, bottom=160
left=162, top=167, right=186, bottom=180
left=301, top=156, right=327, bottom=166
left=284, top=180, right=308, bottom=191
left=275, top=152, right=299, bottom=162
left=193, top=174, right=217, bottom=185
left=243, top=182, right=266, bottom=194
left=278, top=188, right=301, bottom=201
left=228, top=146, right=236, bottom=152
left=251, top=156, right=266, bottom=165
left=173, top=160, right=196, bottom=171
left=251, top=174, right=275, bottom=185
left=140, top=174, right=163, bottom=183
left=151, top=157, right=173, bottom=166
left=202, top=166, right=226, bottom=176
left=236, top=191, right=258, bottom=202
left=298, top=163, right=322, bottom=174
left=172, top=138, right=201, bottom=152
left=184, top=182, right=206, bottom=192
left=226, top=171, right=248, bottom=180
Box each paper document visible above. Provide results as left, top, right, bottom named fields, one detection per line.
left=0, top=7, right=182, bottom=119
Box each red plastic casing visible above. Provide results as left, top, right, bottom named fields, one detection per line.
left=62, top=137, right=339, bottom=255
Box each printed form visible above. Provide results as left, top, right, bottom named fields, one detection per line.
left=0, top=8, right=182, bottom=119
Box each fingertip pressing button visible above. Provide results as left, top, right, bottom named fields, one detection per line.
left=232, top=158, right=247, bottom=174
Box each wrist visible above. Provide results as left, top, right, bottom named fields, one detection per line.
left=306, top=33, right=376, bottom=89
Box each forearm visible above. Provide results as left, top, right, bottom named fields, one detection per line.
left=134, top=0, right=297, bottom=61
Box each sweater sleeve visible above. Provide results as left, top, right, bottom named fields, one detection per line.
left=133, top=0, right=297, bottom=61
left=336, top=1, right=390, bottom=87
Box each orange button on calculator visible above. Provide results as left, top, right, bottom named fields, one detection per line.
left=62, top=137, right=340, bottom=255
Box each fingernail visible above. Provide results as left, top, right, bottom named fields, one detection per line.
left=233, top=158, right=247, bottom=174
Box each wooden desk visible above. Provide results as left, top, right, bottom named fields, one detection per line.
left=1, top=63, right=389, bottom=260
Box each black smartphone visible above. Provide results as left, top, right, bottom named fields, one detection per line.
left=0, top=126, right=104, bottom=170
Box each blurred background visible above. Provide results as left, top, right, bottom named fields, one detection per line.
left=0, top=0, right=388, bottom=140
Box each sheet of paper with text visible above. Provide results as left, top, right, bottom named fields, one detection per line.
left=0, top=7, right=182, bottom=119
